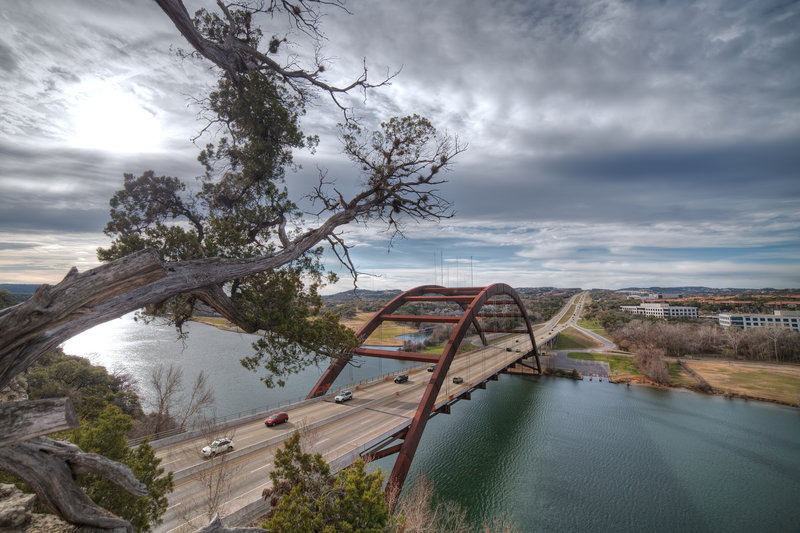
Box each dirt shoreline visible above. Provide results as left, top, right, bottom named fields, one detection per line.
left=609, top=374, right=800, bottom=409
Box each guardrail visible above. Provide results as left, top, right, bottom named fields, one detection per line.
left=128, top=364, right=428, bottom=448
left=127, top=391, right=320, bottom=448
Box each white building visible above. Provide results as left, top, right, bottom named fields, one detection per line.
left=718, top=310, right=800, bottom=332
left=620, top=303, right=698, bottom=318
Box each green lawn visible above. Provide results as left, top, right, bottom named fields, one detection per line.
left=555, top=327, right=601, bottom=350
left=577, top=318, right=611, bottom=340
left=567, top=352, right=641, bottom=377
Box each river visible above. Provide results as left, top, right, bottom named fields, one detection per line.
left=62, top=315, right=800, bottom=532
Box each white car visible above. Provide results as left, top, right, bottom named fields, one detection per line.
left=334, top=390, right=353, bottom=403
left=202, top=437, right=234, bottom=458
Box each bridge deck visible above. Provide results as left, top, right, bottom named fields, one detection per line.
left=155, top=335, right=540, bottom=532
left=154, top=291, right=586, bottom=532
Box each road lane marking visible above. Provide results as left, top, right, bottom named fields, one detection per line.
left=173, top=446, right=276, bottom=488
left=250, top=462, right=272, bottom=473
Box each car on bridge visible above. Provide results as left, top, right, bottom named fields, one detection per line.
left=202, top=437, right=234, bottom=458
left=335, top=390, right=353, bottom=403
left=265, top=412, right=289, bottom=427
left=427, top=364, right=436, bottom=372
left=394, top=374, right=409, bottom=383
left=452, top=376, right=464, bottom=384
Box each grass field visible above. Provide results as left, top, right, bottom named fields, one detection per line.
left=555, top=327, right=602, bottom=350
left=686, top=362, right=800, bottom=406
left=567, top=352, right=640, bottom=378
left=566, top=353, right=693, bottom=386
left=340, top=312, right=419, bottom=346
left=192, top=317, right=242, bottom=332
left=577, top=318, right=611, bottom=340
left=557, top=302, right=578, bottom=325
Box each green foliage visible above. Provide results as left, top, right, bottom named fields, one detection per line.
left=567, top=352, right=641, bottom=376
left=67, top=405, right=173, bottom=532
left=4, top=352, right=171, bottom=530
left=554, top=328, right=598, bottom=350
left=239, top=268, right=360, bottom=387
left=97, top=2, right=459, bottom=393
left=26, top=350, right=142, bottom=420
left=518, top=289, right=580, bottom=323
left=264, top=431, right=390, bottom=533
left=543, top=367, right=583, bottom=379
left=0, top=288, right=16, bottom=309
left=583, top=290, right=639, bottom=332
left=96, top=38, right=358, bottom=387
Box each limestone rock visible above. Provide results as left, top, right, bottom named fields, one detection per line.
left=0, top=483, right=75, bottom=533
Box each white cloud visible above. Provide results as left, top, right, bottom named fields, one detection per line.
left=1, top=0, right=798, bottom=292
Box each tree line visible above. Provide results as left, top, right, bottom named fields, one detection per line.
left=612, top=319, right=800, bottom=363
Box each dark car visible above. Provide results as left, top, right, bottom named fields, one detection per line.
left=265, top=412, right=289, bottom=427
left=452, top=376, right=464, bottom=384
left=427, top=364, right=436, bottom=372
left=394, top=374, right=409, bottom=384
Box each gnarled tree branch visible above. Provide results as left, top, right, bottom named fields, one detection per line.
left=0, top=437, right=146, bottom=532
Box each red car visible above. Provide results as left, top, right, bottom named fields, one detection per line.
left=265, top=412, right=289, bottom=427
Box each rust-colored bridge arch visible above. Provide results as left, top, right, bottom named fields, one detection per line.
left=307, top=284, right=541, bottom=502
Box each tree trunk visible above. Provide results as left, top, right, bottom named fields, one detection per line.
left=0, top=437, right=145, bottom=532
left=0, top=398, right=78, bottom=447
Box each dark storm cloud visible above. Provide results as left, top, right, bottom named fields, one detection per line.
left=0, top=242, right=37, bottom=251
left=441, top=134, right=800, bottom=226
left=0, top=39, right=17, bottom=72
left=540, top=137, right=800, bottom=187
left=322, top=1, right=800, bottom=231
left=0, top=139, right=204, bottom=233
left=0, top=207, right=109, bottom=233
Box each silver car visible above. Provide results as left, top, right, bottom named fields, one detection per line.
left=202, top=437, right=234, bottom=458
left=335, top=390, right=353, bottom=403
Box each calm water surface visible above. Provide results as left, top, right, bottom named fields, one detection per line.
left=61, top=314, right=416, bottom=417
left=371, top=375, right=800, bottom=533
left=62, top=316, right=800, bottom=532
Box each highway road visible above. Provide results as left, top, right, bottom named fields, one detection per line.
left=154, top=291, right=587, bottom=532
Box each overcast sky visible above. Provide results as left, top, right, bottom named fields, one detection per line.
left=1, top=0, right=798, bottom=292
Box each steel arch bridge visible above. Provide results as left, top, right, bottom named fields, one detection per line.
left=307, top=283, right=542, bottom=501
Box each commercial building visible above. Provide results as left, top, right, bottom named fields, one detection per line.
left=718, top=310, right=800, bottom=332
left=620, top=303, right=698, bottom=318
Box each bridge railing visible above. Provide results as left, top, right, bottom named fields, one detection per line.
left=127, top=391, right=318, bottom=448
left=128, top=364, right=429, bottom=448
left=129, top=333, right=541, bottom=448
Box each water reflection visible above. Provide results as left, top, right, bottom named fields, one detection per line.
left=61, top=314, right=415, bottom=418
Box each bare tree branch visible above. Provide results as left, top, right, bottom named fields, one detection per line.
left=155, top=0, right=396, bottom=119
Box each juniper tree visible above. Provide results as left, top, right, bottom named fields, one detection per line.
left=0, top=1, right=462, bottom=530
